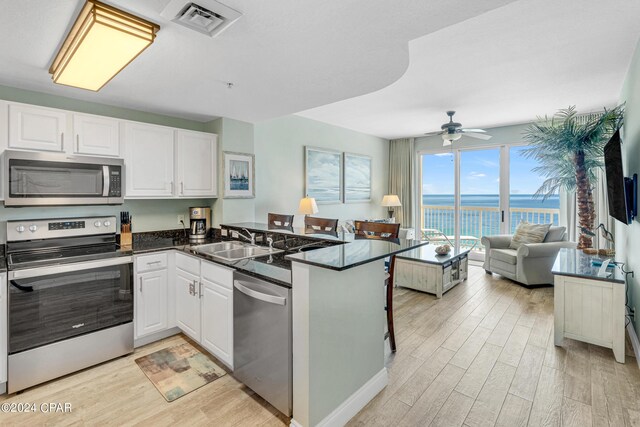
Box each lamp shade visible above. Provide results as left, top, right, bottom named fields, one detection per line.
left=381, top=194, right=402, bottom=207
left=298, top=197, right=319, bottom=215
left=49, top=0, right=159, bottom=91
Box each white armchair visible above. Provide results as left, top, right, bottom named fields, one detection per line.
left=481, top=226, right=577, bottom=286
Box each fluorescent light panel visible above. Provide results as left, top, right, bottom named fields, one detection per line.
left=49, top=0, right=159, bottom=91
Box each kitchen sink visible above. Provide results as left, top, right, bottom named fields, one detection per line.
left=212, top=246, right=283, bottom=261
left=192, top=241, right=282, bottom=261
left=192, top=241, right=246, bottom=256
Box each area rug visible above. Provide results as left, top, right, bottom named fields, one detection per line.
left=135, top=343, right=227, bottom=402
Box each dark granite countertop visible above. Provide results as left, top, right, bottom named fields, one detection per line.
left=285, top=238, right=429, bottom=271
left=221, top=222, right=351, bottom=242
left=552, top=248, right=625, bottom=284
left=130, top=236, right=292, bottom=287
left=396, top=245, right=470, bottom=264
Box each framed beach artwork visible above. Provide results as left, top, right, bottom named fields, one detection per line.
left=305, top=146, right=343, bottom=204
left=223, top=151, right=255, bottom=198
left=344, top=153, right=372, bottom=203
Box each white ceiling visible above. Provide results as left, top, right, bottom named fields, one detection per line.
left=0, top=0, right=516, bottom=124
left=299, top=0, right=640, bottom=139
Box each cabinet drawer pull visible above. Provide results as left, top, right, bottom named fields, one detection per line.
left=146, top=260, right=162, bottom=265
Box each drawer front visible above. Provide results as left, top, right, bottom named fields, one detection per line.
left=136, top=252, right=168, bottom=273
left=201, top=261, right=234, bottom=289
left=176, top=252, right=200, bottom=276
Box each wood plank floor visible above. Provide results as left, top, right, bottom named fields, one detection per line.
left=1, top=266, right=639, bottom=426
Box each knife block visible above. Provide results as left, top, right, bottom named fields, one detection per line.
left=120, top=224, right=132, bottom=248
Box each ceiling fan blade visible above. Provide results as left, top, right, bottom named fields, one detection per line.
left=460, top=128, right=487, bottom=133
left=424, top=131, right=443, bottom=137
left=464, top=132, right=492, bottom=140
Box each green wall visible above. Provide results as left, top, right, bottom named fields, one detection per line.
left=254, top=115, right=389, bottom=227
left=618, top=38, right=640, bottom=341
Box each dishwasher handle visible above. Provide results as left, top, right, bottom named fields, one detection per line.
left=234, top=280, right=286, bottom=306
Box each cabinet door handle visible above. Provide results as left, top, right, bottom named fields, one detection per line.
left=76, top=134, right=80, bottom=152
left=61, top=132, right=64, bottom=145
left=199, top=281, right=203, bottom=298
left=181, top=182, right=184, bottom=195
left=139, top=276, right=143, bottom=293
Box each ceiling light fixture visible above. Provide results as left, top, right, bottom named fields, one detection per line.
left=49, top=0, right=160, bottom=91
left=442, top=132, right=462, bottom=142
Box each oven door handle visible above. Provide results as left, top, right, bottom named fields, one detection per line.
left=9, top=280, right=34, bottom=292
left=8, top=256, right=133, bottom=280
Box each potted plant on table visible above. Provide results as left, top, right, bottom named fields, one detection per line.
left=522, top=105, right=624, bottom=249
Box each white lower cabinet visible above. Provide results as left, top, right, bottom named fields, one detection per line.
left=174, top=252, right=234, bottom=368
left=175, top=268, right=202, bottom=340
left=1, top=272, right=6, bottom=384
left=200, top=278, right=233, bottom=365
left=136, top=270, right=168, bottom=337
left=134, top=253, right=170, bottom=340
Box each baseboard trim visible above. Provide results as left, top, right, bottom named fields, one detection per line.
left=626, top=310, right=640, bottom=369
left=316, top=368, right=388, bottom=427
left=289, top=419, right=304, bottom=427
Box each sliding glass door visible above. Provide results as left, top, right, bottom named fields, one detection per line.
left=419, top=145, right=560, bottom=261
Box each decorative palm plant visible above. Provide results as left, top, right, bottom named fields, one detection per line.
left=522, top=105, right=624, bottom=249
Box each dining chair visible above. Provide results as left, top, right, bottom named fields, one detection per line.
left=304, top=216, right=339, bottom=235
left=267, top=213, right=294, bottom=230
left=353, top=220, right=401, bottom=352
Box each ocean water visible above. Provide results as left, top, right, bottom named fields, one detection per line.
left=422, top=194, right=560, bottom=237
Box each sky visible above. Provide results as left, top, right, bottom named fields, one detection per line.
left=422, top=147, right=549, bottom=195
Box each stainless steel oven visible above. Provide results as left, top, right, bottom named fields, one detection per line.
left=3, top=150, right=124, bottom=206
left=6, top=216, right=133, bottom=393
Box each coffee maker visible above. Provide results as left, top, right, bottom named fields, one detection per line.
left=189, top=207, right=211, bottom=243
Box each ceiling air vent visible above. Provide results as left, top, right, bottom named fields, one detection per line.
left=160, top=0, right=242, bottom=37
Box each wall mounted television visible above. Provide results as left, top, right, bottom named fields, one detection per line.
left=604, top=129, right=637, bottom=224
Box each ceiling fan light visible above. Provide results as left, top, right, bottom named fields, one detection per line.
left=49, top=0, right=160, bottom=91
left=442, top=132, right=461, bottom=142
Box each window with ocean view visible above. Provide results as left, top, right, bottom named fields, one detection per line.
left=420, top=146, right=560, bottom=256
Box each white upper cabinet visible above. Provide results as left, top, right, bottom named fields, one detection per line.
left=8, top=104, right=66, bottom=152
left=124, top=122, right=174, bottom=197
left=175, top=130, right=217, bottom=197
left=73, top=114, right=120, bottom=156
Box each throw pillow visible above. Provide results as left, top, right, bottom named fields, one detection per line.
left=509, top=222, right=552, bottom=249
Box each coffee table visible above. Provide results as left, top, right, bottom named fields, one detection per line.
left=394, top=244, right=470, bottom=298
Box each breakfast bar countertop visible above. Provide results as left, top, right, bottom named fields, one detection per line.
left=285, top=238, right=429, bottom=271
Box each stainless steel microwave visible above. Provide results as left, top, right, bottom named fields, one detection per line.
left=3, top=150, right=124, bottom=206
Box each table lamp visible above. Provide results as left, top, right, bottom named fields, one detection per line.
left=381, top=194, right=401, bottom=219
left=298, top=196, right=318, bottom=217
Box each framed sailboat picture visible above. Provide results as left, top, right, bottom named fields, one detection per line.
left=223, top=152, right=255, bottom=198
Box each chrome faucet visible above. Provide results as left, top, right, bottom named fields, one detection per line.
left=238, top=228, right=256, bottom=245
left=267, top=237, right=274, bottom=251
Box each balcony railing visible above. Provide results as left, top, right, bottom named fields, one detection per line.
left=421, top=205, right=560, bottom=251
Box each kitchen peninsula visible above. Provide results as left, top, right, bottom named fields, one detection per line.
left=221, top=223, right=428, bottom=426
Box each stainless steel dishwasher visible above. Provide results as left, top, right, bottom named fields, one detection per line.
left=233, top=273, right=292, bottom=416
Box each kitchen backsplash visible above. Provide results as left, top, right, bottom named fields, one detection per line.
left=0, top=199, right=216, bottom=242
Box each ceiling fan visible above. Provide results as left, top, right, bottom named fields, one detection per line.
left=425, top=111, right=492, bottom=146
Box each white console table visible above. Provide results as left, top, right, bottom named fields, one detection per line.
left=552, top=248, right=626, bottom=363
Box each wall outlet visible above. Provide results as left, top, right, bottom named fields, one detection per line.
left=231, top=231, right=239, bottom=238
left=177, top=215, right=185, bottom=224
